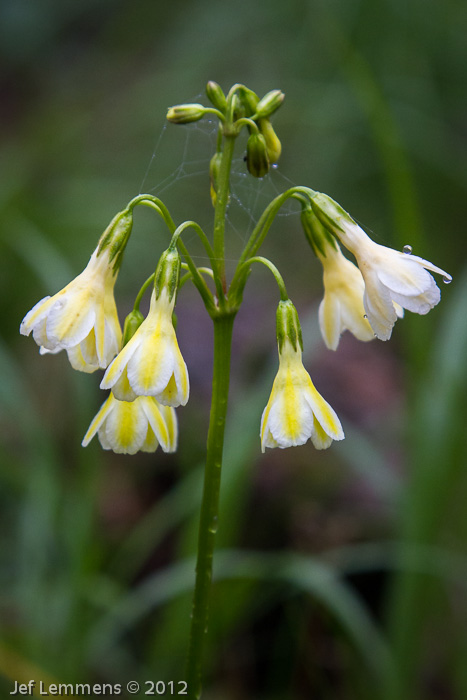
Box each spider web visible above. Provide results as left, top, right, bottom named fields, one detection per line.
left=137, top=112, right=301, bottom=266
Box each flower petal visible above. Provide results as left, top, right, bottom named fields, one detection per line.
left=82, top=395, right=114, bottom=447
left=103, top=398, right=148, bottom=454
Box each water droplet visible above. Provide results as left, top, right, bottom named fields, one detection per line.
left=208, top=516, right=218, bottom=534
left=443, top=274, right=452, bottom=284
left=272, top=163, right=279, bottom=170
left=363, top=314, right=368, bottom=319
left=374, top=333, right=378, bottom=338
left=403, top=245, right=412, bottom=254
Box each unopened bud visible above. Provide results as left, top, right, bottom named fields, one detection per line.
left=209, top=152, right=222, bottom=207
left=258, top=118, right=282, bottom=164
left=255, top=90, right=285, bottom=118
left=246, top=132, right=269, bottom=178
left=235, top=87, right=259, bottom=119
left=166, top=104, right=205, bottom=124
left=206, top=81, right=227, bottom=112
left=122, top=309, right=144, bottom=347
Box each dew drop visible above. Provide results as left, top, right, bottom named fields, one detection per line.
left=363, top=314, right=368, bottom=319
left=403, top=245, right=412, bottom=254
left=443, top=274, right=452, bottom=284
left=272, top=163, right=279, bottom=170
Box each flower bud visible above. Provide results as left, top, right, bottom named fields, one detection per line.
left=258, top=118, right=282, bottom=164
left=255, top=90, right=285, bottom=118
left=235, top=86, right=259, bottom=119
left=206, top=81, right=227, bottom=112
left=154, top=247, right=181, bottom=302
left=166, top=104, right=205, bottom=124
left=246, top=132, right=269, bottom=178
left=209, top=152, right=222, bottom=207
left=276, top=299, right=303, bottom=353
left=122, top=309, right=144, bottom=347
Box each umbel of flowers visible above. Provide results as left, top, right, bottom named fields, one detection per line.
left=20, top=81, right=451, bottom=697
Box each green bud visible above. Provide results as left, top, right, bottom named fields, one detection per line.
left=276, top=299, right=303, bottom=354
left=206, top=81, right=227, bottom=112
left=154, top=247, right=181, bottom=302
left=122, top=309, right=144, bottom=347
left=309, top=193, right=356, bottom=237
left=234, top=86, right=259, bottom=119
left=209, top=152, right=223, bottom=207
left=246, top=132, right=269, bottom=178
left=255, top=90, right=285, bottom=118
left=97, top=209, right=133, bottom=271
left=166, top=103, right=205, bottom=124
left=258, top=118, right=282, bottom=164
left=301, top=207, right=337, bottom=258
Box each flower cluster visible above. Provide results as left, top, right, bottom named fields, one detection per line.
left=20, top=83, right=451, bottom=458
left=20, top=211, right=182, bottom=456
left=303, top=196, right=451, bottom=348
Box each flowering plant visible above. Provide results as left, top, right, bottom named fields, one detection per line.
left=20, top=82, right=450, bottom=698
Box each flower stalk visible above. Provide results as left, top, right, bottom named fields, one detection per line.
left=185, top=313, right=235, bottom=698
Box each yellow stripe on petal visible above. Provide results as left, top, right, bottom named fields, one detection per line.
left=104, top=398, right=147, bottom=454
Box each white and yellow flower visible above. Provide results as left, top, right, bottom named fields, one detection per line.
left=100, top=288, right=189, bottom=407
left=261, top=300, right=344, bottom=451
left=310, top=193, right=451, bottom=340
left=20, top=247, right=122, bottom=372
left=317, top=241, right=375, bottom=350
left=82, top=393, right=177, bottom=455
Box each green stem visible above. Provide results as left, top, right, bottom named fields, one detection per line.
left=213, top=134, right=236, bottom=297
left=185, top=313, right=236, bottom=699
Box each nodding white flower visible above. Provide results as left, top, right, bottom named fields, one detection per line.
left=100, top=288, right=189, bottom=407
left=317, top=241, right=375, bottom=350
left=82, top=393, right=177, bottom=455
left=261, top=300, right=344, bottom=452
left=20, top=247, right=121, bottom=372
left=310, top=193, right=452, bottom=341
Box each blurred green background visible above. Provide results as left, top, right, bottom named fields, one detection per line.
left=1, top=1, right=466, bottom=698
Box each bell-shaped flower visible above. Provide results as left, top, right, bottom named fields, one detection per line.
left=310, top=193, right=451, bottom=340
left=100, top=288, right=189, bottom=407
left=261, top=300, right=344, bottom=451
left=82, top=393, right=177, bottom=455
left=317, top=240, right=375, bottom=350
left=20, top=247, right=121, bottom=372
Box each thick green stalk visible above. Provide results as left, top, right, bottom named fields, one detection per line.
left=212, top=134, right=236, bottom=295
left=185, top=312, right=236, bottom=698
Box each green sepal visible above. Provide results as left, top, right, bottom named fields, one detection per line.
left=255, top=90, right=285, bottom=119
left=154, top=247, right=181, bottom=302
left=234, top=86, right=259, bottom=121
left=97, top=209, right=133, bottom=271
left=310, top=193, right=357, bottom=237
left=301, top=207, right=338, bottom=258
left=206, top=81, right=227, bottom=113
left=246, top=132, right=269, bottom=178
left=209, top=151, right=223, bottom=207
left=122, top=309, right=144, bottom=347
left=276, top=299, right=303, bottom=354
left=166, top=104, right=205, bottom=124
